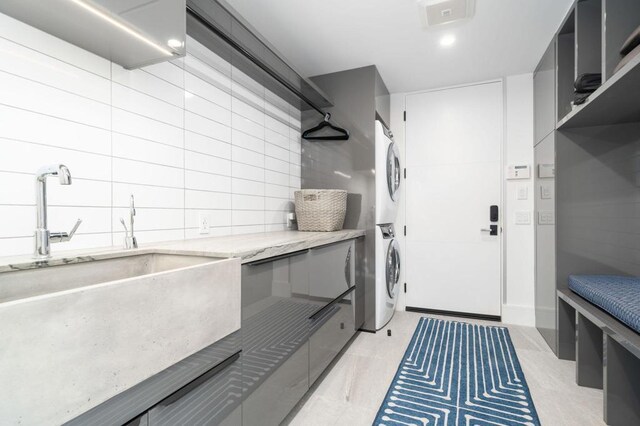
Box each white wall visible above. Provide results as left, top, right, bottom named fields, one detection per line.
left=0, top=13, right=302, bottom=257
left=502, top=74, right=535, bottom=326
left=389, top=73, right=535, bottom=326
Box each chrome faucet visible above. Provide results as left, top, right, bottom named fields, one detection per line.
left=34, top=164, right=82, bottom=259
left=119, top=194, right=138, bottom=249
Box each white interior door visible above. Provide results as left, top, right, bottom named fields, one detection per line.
left=405, top=81, right=503, bottom=317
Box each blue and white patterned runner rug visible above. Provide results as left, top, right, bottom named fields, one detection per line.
left=374, top=318, right=541, bottom=426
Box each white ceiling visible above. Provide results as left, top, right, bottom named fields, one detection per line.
left=225, top=0, right=574, bottom=93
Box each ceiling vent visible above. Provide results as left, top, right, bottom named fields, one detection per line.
left=417, top=0, right=476, bottom=29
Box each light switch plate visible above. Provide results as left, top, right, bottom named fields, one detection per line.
left=540, top=185, right=552, bottom=200
left=517, top=186, right=528, bottom=200
left=538, top=163, right=555, bottom=178
left=515, top=211, right=531, bottom=225
left=538, top=211, right=555, bottom=225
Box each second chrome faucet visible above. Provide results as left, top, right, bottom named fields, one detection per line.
left=119, top=194, right=138, bottom=249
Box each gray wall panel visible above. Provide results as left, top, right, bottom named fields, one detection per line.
left=535, top=132, right=557, bottom=352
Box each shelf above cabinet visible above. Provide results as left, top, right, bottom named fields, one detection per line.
left=557, top=53, right=640, bottom=129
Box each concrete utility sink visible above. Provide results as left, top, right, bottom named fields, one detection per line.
left=0, top=250, right=241, bottom=426
left=0, top=252, right=220, bottom=303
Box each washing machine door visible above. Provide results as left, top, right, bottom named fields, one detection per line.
left=386, top=142, right=401, bottom=201
left=385, top=239, right=401, bottom=298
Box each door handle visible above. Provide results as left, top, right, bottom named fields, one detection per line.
left=481, top=225, right=498, bottom=236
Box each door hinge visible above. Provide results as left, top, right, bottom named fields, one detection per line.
left=403, top=225, right=406, bottom=236
left=404, top=168, right=406, bottom=179
left=404, top=283, right=407, bottom=293
left=403, top=111, right=406, bottom=121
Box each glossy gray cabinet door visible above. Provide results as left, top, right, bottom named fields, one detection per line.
left=309, top=289, right=357, bottom=385
left=241, top=252, right=311, bottom=426
left=147, top=353, right=242, bottom=426
left=534, top=41, right=556, bottom=145
left=308, top=240, right=357, bottom=385
left=534, top=132, right=557, bottom=352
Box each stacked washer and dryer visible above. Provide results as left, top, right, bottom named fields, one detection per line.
left=374, top=120, right=402, bottom=329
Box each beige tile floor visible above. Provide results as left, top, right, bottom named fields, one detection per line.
left=287, top=311, right=605, bottom=426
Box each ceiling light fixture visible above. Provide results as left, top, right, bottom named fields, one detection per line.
left=440, top=34, right=456, bottom=47
left=67, top=0, right=174, bottom=57
left=167, top=39, right=184, bottom=49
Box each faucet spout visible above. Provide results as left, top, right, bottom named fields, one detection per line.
left=36, top=164, right=72, bottom=185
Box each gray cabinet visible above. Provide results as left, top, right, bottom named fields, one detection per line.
left=308, top=240, right=356, bottom=385
left=534, top=132, right=556, bottom=352
left=241, top=250, right=311, bottom=426
left=534, top=40, right=557, bottom=145
left=240, top=240, right=359, bottom=425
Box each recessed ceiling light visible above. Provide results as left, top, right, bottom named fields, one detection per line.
left=440, top=34, right=456, bottom=47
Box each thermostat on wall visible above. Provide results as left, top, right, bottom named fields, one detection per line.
left=506, top=164, right=531, bottom=180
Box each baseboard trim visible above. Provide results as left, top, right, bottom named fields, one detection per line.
left=501, top=304, right=536, bottom=327
left=406, top=306, right=501, bottom=322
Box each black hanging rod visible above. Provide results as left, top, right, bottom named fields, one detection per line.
left=186, top=6, right=327, bottom=118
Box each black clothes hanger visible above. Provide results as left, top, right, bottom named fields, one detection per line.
left=302, top=113, right=350, bottom=141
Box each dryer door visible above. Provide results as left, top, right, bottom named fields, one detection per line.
left=385, top=239, right=401, bottom=298
left=387, top=142, right=401, bottom=201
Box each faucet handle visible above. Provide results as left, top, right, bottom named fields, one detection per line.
left=68, top=218, right=82, bottom=238
left=50, top=218, right=82, bottom=243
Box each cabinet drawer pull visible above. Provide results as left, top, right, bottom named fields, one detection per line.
left=158, top=351, right=241, bottom=407
left=344, top=245, right=352, bottom=286
left=308, top=286, right=356, bottom=321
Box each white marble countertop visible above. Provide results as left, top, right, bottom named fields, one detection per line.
left=0, top=229, right=365, bottom=273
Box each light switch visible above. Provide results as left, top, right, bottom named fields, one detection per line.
left=515, top=211, right=531, bottom=225
left=517, top=186, right=528, bottom=200
left=540, top=185, right=552, bottom=200
left=538, top=163, right=555, bottom=178
left=538, top=211, right=555, bottom=225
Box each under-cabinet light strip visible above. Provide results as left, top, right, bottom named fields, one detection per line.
left=68, top=0, right=174, bottom=57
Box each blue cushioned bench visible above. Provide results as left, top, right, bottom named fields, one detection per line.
left=557, top=276, right=640, bottom=425
left=568, top=275, right=640, bottom=334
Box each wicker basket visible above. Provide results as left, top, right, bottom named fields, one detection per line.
left=295, top=189, right=347, bottom=232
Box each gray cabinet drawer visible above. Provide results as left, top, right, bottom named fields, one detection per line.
left=147, top=353, right=242, bottom=426
left=308, top=240, right=355, bottom=302
left=309, top=287, right=357, bottom=385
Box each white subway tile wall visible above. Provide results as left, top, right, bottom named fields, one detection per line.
left=0, top=13, right=302, bottom=257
